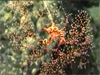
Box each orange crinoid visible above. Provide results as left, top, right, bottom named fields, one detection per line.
left=42, top=21, right=66, bottom=46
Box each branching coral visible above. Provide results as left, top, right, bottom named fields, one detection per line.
left=39, top=10, right=92, bottom=75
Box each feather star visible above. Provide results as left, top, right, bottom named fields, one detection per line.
left=42, top=21, right=66, bottom=46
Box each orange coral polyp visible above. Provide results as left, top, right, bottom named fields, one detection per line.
left=42, top=21, right=66, bottom=46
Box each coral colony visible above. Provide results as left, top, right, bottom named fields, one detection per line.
left=38, top=10, right=92, bottom=75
